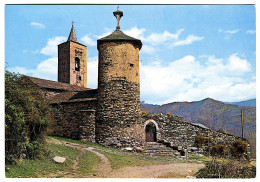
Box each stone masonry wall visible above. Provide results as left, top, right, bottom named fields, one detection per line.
left=142, top=114, right=245, bottom=154
left=51, top=100, right=96, bottom=140
left=96, top=79, right=144, bottom=147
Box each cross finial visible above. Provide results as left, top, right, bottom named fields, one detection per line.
left=113, top=6, right=123, bottom=31
left=72, top=20, right=75, bottom=26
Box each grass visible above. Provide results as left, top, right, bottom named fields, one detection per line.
left=49, top=136, right=120, bottom=152
left=5, top=141, right=102, bottom=178
left=50, top=136, right=182, bottom=170
left=98, top=150, right=183, bottom=170
left=6, top=142, right=81, bottom=178
left=76, top=151, right=101, bottom=177
left=6, top=136, right=220, bottom=178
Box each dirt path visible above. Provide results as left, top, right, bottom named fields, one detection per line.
left=49, top=138, right=204, bottom=178
left=107, top=163, right=204, bottom=178
left=49, top=138, right=112, bottom=177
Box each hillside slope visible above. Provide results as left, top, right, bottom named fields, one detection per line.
left=225, top=99, right=256, bottom=107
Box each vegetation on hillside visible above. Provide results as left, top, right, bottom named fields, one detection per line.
left=5, top=71, right=53, bottom=164
left=196, top=158, right=256, bottom=178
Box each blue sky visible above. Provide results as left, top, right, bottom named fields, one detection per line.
left=5, top=4, right=256, bottom=104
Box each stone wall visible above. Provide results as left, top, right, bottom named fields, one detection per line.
left=96, top=78, right=144, bottom=147
left=142, top=114, right=246, bottom=154
left=51, top=100, right=97, bottom=140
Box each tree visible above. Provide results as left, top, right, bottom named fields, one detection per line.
left=5, top=71, right=52, bottom=164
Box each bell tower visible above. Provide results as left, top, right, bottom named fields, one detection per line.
left=58, top=23, right=87, bottom=87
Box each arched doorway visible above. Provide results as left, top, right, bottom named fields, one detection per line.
left=145, top=123, right=157, bottom=142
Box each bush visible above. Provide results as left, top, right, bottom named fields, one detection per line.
left=231, top=140, right=248, bottom=158
left=5, top=71, right=52, bottom=164
left=195, top=135, right=212, bottom=146
left=141, top=111, right=147, bottom=115
left=196, top=158, right=256, bottom=178
left=211, top=144, right=226, bottom=156
left=217, top=129, right=226, bottom=134
left=166, top=112, right=173, bottom=117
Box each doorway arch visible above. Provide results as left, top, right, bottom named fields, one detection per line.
left=144, top=120, right=159, bottom=142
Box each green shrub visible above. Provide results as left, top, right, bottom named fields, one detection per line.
left=166, top=112, right=173, bottom=117
left=5, top=71, right=52, bottom=164
left=211, top=144, right=226, bottom=156
left=217, top=129, right=226, bottom=134
left=141, top=111, right=147, bottom=115
left=231, top=140, right=248, bottom=158
left=196, top=158, right=256, bottom=178
left=195, top=135, right=212, bottom=146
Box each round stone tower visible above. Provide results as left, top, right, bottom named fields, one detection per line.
left=96, top=8, right=144, bottom=147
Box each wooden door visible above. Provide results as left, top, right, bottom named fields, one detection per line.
left=146, top=132, right=155, bottom=142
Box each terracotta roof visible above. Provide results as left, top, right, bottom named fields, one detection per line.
left=25, top=76, right=91, bottom=92
left=97, top=30, right=142, bottom=50
left=50, top=89, right=98, bottom=104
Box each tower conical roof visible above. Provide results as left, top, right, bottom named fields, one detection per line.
left=67, top=25, right=78, bottom=42
left=97, top=30, right=142, bottom=50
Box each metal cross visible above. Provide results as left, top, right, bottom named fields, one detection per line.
left=72, top=20, right=75, bottom=26
left=117, top=5, right=119, bottom=11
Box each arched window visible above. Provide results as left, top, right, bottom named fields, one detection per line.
left=75, top=57, right=80, bottom=71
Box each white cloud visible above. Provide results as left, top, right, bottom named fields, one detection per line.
left=30, top=22, right=45, bottom=29
left=123, top=27, right=146, bottom=40
left=87, top=57, right=98, bottom=89
left=224, top=29, right=239, bottom=34
left=143, top=29, right=184, bottom=45
left=140, top=54, right=255, bottom=104
left=173, top=35, right=204, bottom=47
left=246, top=29, right=256, bottom=34
left=81, top=35, right=96, bottom=46
left=40, top=36, right=66, bottom=57
left=227, top=54, right=251, bottom=73
left=8, top=58, right=58, bottom=81
left=141, top=45, right=156, bottom=54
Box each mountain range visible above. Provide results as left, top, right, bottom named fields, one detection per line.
left=141, top=98, right=256, bottom=157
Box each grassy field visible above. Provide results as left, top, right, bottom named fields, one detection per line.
left=4, top=136, right=211, bottom=178
left=5, top=140, right=101, bottom=178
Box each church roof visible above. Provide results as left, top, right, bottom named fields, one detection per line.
left=25, top=76, right=91, bottom=92
left=49, top=89, right=98, bottom=104
left=67, top=24, right=78, bottom=42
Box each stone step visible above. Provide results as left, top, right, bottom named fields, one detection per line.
left=144, top=142, right=180, bottom=157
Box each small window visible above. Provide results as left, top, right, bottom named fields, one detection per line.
left=79, top=76, right=81, bottom=80
left=130, top=63, right=134, bottom=67
left=75, top=57, right=80, bottom=71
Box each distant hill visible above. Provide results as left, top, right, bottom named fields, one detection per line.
left=141, top=98, right=256, bottom=157
left=225, top=99, right=256, bottom=107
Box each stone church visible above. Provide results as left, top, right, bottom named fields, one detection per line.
left=26, top=8, right=247, bottom=156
